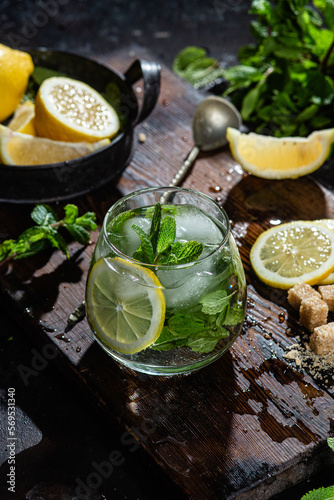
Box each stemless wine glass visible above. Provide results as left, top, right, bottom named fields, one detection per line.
left=85, top=187, right=246, bottom=375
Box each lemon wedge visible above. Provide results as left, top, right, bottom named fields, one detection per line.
left=0, top=125, right=109, bottom=165
left=250, top=221, right=334, bottom=289
left=86, top=257, right=166, bottom=354
left=226, top=127, right=334, bottom=179
left=8, top=101, right=36, bottom=136
left=0, top=44, right=34, bottom=122
left=34, top=76, right=120, bottom=143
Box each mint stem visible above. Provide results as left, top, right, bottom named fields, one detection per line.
left=321, top=39, right=334, bottom=74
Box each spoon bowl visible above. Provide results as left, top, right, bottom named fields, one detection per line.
left=169, top=95, right=241, bottom=187
left=193, top=96, right=241, bottom=151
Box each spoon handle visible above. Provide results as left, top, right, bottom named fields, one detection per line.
left=168, top=146, right=200, bottom=187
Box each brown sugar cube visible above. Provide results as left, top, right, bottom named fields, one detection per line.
left=288, top=283, right=321, bottom=310
left=309, top=322, right=334, bottom=355
left=299, top=296, right=328, bottom=332
left=318, top=285, right=334, bottom=312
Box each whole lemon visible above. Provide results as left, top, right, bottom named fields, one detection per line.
left=0, top=44, right=34, bottom=122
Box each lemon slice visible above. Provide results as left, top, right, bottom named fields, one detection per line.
left=86, top=257, right=166, bottom=354
left=250, top=221, right=334, bottom=289
left=34, top=76, right=120, bottom=143
left=314, top=219, right=334, bottom=285
left=226, top=127, right=334, bottom=179
left=8, top=101, right=36, bottom=136
left=0, top=44, right=34, bottom=122
left=0, top=124, right=109, bottom=165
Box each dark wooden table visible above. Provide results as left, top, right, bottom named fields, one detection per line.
left=1, top=44, right=334, bottom=499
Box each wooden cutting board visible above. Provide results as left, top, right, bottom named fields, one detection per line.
left=1, top=45, right=334, bottom=499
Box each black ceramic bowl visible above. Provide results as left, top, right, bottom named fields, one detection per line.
left=0, top=48, right=161, bottom=203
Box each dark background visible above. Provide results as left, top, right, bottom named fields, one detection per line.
left=0, top=1, right=333, bottom=499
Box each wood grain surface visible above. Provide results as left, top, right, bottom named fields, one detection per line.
left=1, top=45, right=334, bottom=499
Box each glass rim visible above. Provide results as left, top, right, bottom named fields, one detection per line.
left=102, top=186, right=231, bottom=270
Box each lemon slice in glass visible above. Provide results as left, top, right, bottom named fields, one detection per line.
left=250, top=221, right=334, bottom=289
left=226, top=127, right=334, bottom=179
left=35, top=76, right=120, bottom=143
left=86, top=257, right=166, bottom=354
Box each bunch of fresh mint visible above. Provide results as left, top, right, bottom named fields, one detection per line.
left=173, top=0, right=334, bottom=137
left=0, top=204, right=97, bottom=266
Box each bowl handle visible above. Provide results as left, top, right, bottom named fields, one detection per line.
left=124, top=59, right=161, bottom=125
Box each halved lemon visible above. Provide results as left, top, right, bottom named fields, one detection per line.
left=8, top=100, right=36, bottom=135
left=86, top=257, right=166, bottom=354
left=0, top=125, right=109, bottom=165
left=250, top=221, right=334, bottom=289
left=226, top=127, right=334, bottom=179
left=34, top=76, right=120, bottom=143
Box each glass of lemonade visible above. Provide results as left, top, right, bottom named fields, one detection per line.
left=85, top=187, right=246, bottom=375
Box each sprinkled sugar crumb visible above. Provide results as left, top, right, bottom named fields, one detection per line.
left=284, top=334, right=334, bottom=387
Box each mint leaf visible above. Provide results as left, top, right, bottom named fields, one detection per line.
left=66, top=224, right=90, bottom=245
left=314, top=0, right=334, bottom=31
left=131, top=224, right=154, bottom=264
left=151, top=327, right=181, bottom=351
left=14, top=240, right=49, bottom=260
left=328, top=437, right=334, bottom=452
left=31, top=204, right=58, bottom=226
left=0, top=240, right=16, bottom=260
left=187, top=328, right=229, bottom=353
left=200, top=289, right=230, bottom=315
left=173, top=46, right=207, bottom=73
left=75, top=212, right=97, bottom=231
left=32, top=66, right=67, bottom=86
left=149, top=202, right=161, bottom=253
left=44, top=227, right=69, bottom=257
left=156, top=216, right=176, bottom=255
left=224, top=302, right=245, bottom=326
left=162, top=240, right=204, bottom=265
left=301, top=486, right=334, bottom=500
left=173, top=46, right=225, bottom=89
left=168, top=314, right=205, bottom=336
left=63, top=204, right=79, bottom=224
